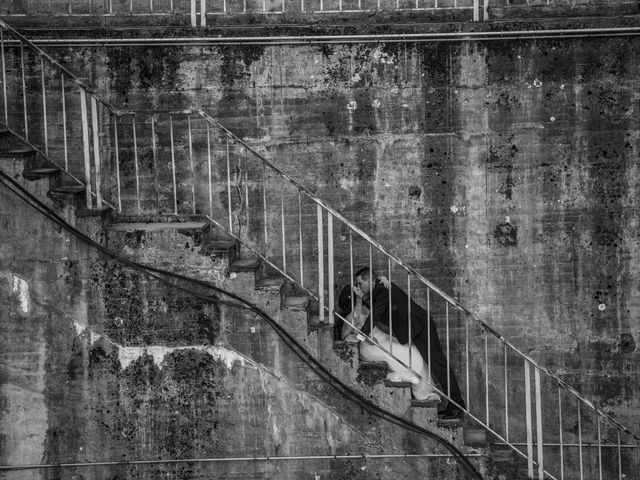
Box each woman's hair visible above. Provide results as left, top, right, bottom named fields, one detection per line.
left=338, top=284, right=353, bottom=316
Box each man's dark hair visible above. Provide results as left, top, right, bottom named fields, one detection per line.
left=354, top=267, right=376, bottom=280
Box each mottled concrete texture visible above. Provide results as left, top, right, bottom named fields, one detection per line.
left=2, top=13, right=640, bottom=478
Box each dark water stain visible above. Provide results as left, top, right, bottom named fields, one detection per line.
left=493, top=221, right=518, bottom=247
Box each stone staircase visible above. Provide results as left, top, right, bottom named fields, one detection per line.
left=1, top=126, right=492, bottom=479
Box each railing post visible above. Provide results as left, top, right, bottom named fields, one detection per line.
left=1, top=29, right=7, bottom=124
left=61, top=74, right=68, bottom=171
left=525, top=360, right=534, bottom=479
left=113, top=115, right=122, bottom=212
left=298, top=191, right=304, bottom=286
left=558, top=386, right=564, bottom=480
left=226, top=136, right=232, bottom=230
left=20, top=45, right=28, bottom=140
left=90, top=96, right=102, bottom=209
left=473, top=0, right=479, bottom=21
left=483, top=0, right=489, bottom=21
left=207, top=123, right=213, bottom=217
left=132, top=115, right=141, bottom=212
left=170, top=114, right=177, bottom=215
left=535, top=367, right=543, bottom=480
left=328, top=213, right=334, bottom=325
left=317, top=204, right=324, bottom=324
left=280, top=179, right=286, bottom=272
left=191, top=0, right=197, bottom=27
left=200, top=0, right=207, bottom=26
left=40, top=58, right=48, bottom=156
left=79, top=90, right=93, bottom=209
left=188, top=115, right=196, bottom=214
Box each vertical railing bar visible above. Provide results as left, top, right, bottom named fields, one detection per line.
left=151, top=115, right=159, bottom=209
left=263, top=0, right=266, bottom=13
left=317, top=204, right=325, bottom=324
left=113, top=116, right=121, bottom=212
left=79, top=90, right=92, bottom=209
left=109, top=0, right=113, bottom=14
left=535, top=367, right=543, bottom=480
left=201, top=0, right=207, bottom=27
left=281, top=179, right=286, bottom=272
left=484, top=331, right=489, bottom=425
left=170, top=0, right=174, bottom=12
left=298, top=191, right=303, bottom=286
left=349, top=230, right=354, bottom=317
left=387, top=257, right=391, bottom=345
left=188, top=115, right=196, bottom=214
left=40, top=57, right=48, bottom=156
left=223, top=0, right=227, bottom=13
left=618, top=431, right=623, bottom=480
left=578, top=401, right=584, bottom=480
left=170, top=114, right=177, bottom=215
left=524, top=360, right=534, bottom=479
left=597, top=415, right=603, bottom=480
left=132, top=115, right=140, bottom=212
left=262, top=162, right=268, bottom=255
left=226, top=136, right=232, bottom=230
left=558, top=386, right=564, bottom=480
left=207, top=123, right=213, bottom=217
left=504, top=343, right=509, bottom=442
left=244, top=151, right=249, bottom=239
left=428, top=287, right=432, bottom=388
left=129, top=0, right=133, bottom=14
left=446, top=302, right=450, bottom=398
left=243, top=0, right=247, bottom=13
left=1, top=29, right=7, bottom=124
left=407, top=273, right=412, bottom=368
left=90, top=96, right=102, bottom=209
left=150, top=0, right=154, bottom=13
left=328, top=213, right=334, bottom=325
left=20, top=45, right=28, bottom=139
left=191, top=0, right=197, bottom=26
left=61, top=73, right=68, bottom=171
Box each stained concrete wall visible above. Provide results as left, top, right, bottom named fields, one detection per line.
left=2, top=23, right=640, bottom=476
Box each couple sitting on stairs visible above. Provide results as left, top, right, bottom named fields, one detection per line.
left=337, top=267, right=465, bottom=422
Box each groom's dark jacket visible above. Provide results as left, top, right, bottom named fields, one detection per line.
left=360, top=278, right=428, bottom=345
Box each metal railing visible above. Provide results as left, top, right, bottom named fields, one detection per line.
left=0, top=0, right=486, bottom=23
left=2, top=16, right=639, bottom=480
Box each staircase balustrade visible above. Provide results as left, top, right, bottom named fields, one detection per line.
left=2, top=16, right=639, bottom=480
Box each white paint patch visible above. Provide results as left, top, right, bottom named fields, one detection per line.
left=533, top=78, right=542, bottom=88
left=117, top=345, right=250, bottom=371
left=598, top=303, right=606, bottom=311
left=338, top=177, right=356, bottom=190
left=73, top=320, right=87, bottom=336
left=10, top=274, right=31, bottom=315
left=450, top=205, right=459, bottom=214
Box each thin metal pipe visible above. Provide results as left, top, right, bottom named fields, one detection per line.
left=188, top=115, right=196, bottom=214
left=317, top=204, right=324, bottom=324
left=387, top=258, right=392, bottom=344
left=0, top=452, right=485, bottom=471
left=559, top=386, right=564, bottom=480
left=113, top=116, right=121, bottom=212
left=280, top=179, right=286, bottom=272
left=525, top=360, right=534, bottom=479
left=79, top=90, right=92, bottom=209
left=206, top=123, right=212, bottom=217
left=244, top=154, right=249, bottom=237
left=90, top=96, right=102, bottom=209
left=40, top=57, right=48, bottom=156
left=429, top=287, right=432, bottom=385
left=20, top=44, right=28, bottom=139
left=298, top=191, right=303, bottom=286
left=328, top=213, right=334, bottom=325
left=1, top=29, right=7, bottom=124
left=484, top=331, right=489, bottom=425
left=262, top=162, right=267, bottom=254
left=190, top=0, right=197, bottom=27
left=535, top=367, right=543, bottom=480
left=349, top=230, right=354, bottom=317
left=407, top=273, right=412, bottom=368
left=618, top=431, right=623, bottom=480
left=132, top=116, right=141, bottom=212
left=61, top=73, right=68, bottom=171
left=201, top=0, right=206, bottom=27
left=446, top=302, right=450, bottom=398
left=151, top=115, right=159, bottom=209
left=598, top=415, right=603, bottom=480
left=504, top=343, right=509, bottom=441
left=578, top=402, right=584, bottom=480
left=170, top=114, right=177, bottom=214
left=226, top=136, right=232, bottom=229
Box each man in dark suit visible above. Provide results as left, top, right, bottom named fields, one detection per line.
left=354, top=267, right=465, bottom=420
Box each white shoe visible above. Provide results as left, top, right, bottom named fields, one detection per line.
left=421, top=393, right=441, bottom=402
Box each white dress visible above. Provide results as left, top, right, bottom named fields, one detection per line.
left=342, top=305, right=440, bottom=402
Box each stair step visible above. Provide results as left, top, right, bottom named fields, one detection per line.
left=436, top=417, right=464, bottom=428
left=229, top=258, right=261, bottom=273
left=109, top=221, right=209, bottom=232
left=463, top=429, right=487, bottom=446
left=49, top=185, right=86, bottom=195
left=384, top=379, right=413, bottom=388
left=255, top=277, right=285, bottom=291
left=1, top=146, right=35, bottom=157
left=411, top=397, right=440, bottom=408
left=282, top=296, right=309, bottom=311
left=22, top=167, right=60, bottom=180
left=202, top=240, right=237, bottom=254
left=76, top=207, right=112, bottom=218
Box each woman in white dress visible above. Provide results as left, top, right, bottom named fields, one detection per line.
left=338, top=285, right=440, bottom=402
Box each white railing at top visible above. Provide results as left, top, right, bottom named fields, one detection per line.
left=2, top=16, right=639, bottom=480
left=0, top=0, right=488, bottom=23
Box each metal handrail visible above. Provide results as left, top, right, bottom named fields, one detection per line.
left=2, top=17, right=638, bottom=479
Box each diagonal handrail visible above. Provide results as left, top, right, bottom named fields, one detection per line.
left=2, top=16, right=639, bottom=479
